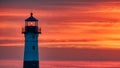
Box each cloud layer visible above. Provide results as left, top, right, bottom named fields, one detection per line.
left=0, top=0, right=120, bottom=48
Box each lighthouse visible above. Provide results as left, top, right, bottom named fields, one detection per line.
left=22, top=13, right=41, bottom=68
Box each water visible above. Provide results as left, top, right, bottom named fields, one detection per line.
left=0, top=60, right=120, bottom=68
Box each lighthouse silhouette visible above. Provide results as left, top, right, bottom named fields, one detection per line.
left=22, top=13, right=41, bottom=68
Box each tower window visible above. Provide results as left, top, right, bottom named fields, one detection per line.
left=32, top=46, right=35, bottom=50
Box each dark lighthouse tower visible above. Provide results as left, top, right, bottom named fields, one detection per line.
left=22, top=13, right=41, bottom=68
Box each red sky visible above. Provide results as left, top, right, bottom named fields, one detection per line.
left=1, top=0, right=120, bottom=49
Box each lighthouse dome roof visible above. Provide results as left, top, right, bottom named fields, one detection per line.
left=25, top=13, right=38, bottom=21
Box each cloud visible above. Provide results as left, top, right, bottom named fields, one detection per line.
left=1, top=0, right=120, bottom=9
left=1, top=46, right=120, bottom=61
left=0, top=39, right=23, bottom=44
left=0, top=0, right=120, bottom=48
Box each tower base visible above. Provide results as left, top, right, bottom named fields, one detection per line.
left=23, top=61, right=39, bottom=68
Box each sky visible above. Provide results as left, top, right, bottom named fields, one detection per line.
left=0, top=0, right=120, bottom=49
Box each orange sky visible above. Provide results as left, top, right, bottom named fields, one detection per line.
left=0, top=0, right=120, bottom=49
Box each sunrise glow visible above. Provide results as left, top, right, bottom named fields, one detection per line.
left=0, top=0, right=120, bottom=49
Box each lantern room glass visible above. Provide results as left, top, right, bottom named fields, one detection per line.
left=25, top=21, right=38, bottom=26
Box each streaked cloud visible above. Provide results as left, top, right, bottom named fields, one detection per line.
left=0, top=0, right=120, bottom=48
left=1, top=46, right=120, bottom=61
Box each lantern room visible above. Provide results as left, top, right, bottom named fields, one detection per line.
left=22, top=13, right=41, bottom=34
left=25, top=13, right=38, bottom=26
